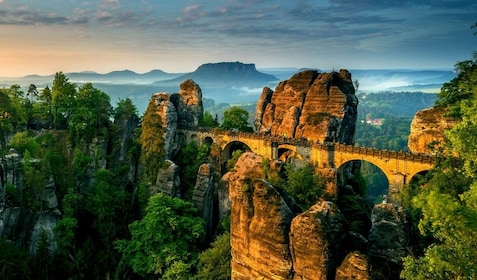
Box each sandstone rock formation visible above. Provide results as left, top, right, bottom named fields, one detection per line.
left=216, top=172, right=231, bottom=221
left=153, top=160, right=181, bottom=197
left=228, top=152, right=294, bottom=279
left=289, top=200, right=348, bottom=280
left=148, top=79, right=204, bottom=159
left=368, top=203, right=411, bottom=264
left=408, top=107, right=457, bottom=154
left=192, top=163, right=215, bottom=241
left=255, top=69, right=358, bottom=144
left=170, top=79, right=203, bottom=128
left=335, top=252, right=371, bottom=280
left=111, top=114, right=141, bottom=185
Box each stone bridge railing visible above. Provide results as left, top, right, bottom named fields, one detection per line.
left=180, top=127, right=436, bottom=165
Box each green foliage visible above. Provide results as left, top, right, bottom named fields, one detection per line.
left=9, top=131, right=40, bottom=157
left=22, top=150, right=48, bottom=212
left=176, top=142, right=210, bottom=198
left=0, top=239, right=31, bottom=280
left=402, top=52, right=477, bottom=279
left=199, top=111, right=219, bottom=128
left=195, top=233, right=231, bottom=280
left=401, top=185, right=477, bottom=279
left=354, top=116, right=411, bottom=151
left=220, top=106, right=253, bottom=132
left=116, top=193, right=205, bottom=279
left=226, top=149, right=244, bottom=170
left=32, top=230, right=52, bottom=280
left=68, top=83, right=112, bottom=143
left=435, top=54, right=477, bottom=119
left=140, top=101, right=166, bottom=183
left=281, top=163, right=325, bottom=210
left=114, top=97, right=138, bottom=120
left=51, top=72, right=77, bottom=128
left=82, top=168, right=135, bottom=278
left=261, top=160, right=325, bottom=212
left=5, top=182, right=20, bottom=205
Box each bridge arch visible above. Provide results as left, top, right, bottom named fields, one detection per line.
left=277, top=143, right=303, bottom=162
left=221, top=141, right=252, bottom=170
left=338, top=160, right=390, bottom=205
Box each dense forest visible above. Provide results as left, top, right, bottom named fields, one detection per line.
left=1, top=48, right=476, bottom=279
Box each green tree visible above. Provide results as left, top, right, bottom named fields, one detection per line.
left=0, top=239, right=31, bottom=280
left=22, top=150, right=48, bottom=212
left=195, top=232, right=231, bottom=280
left=176, top=142, right=210, bottom=198
left=54, top=186, right=81, bottom=277
left=116, top=193, right=205, bottom=279
left=68, top=83, right=112, bottom=142
left=435, top=54, right=477, bottom=119
left=84, top=168, right=134, bottom=278
left=32, top=230, right=52, bottom=280
left=220, top=106, right=253, bottom=132
left=51, top=72, right=76, bottom=128
left=282, top=163, right=325, bottom=210
left=402, top=52, right=477, bottom=279
left=1, top=85, right=27, bottom=132
left=114, top=97, right=138, bottom=120
left=199, top=111, right=219, bottom=128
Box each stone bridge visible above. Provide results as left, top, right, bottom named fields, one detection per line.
left=178, top=129, right=435, bottom=197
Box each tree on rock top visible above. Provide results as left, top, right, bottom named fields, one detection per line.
left=220, top=106, right=253, bottom=132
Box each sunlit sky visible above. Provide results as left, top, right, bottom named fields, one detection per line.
left=1, top=0, right=476, bottom=77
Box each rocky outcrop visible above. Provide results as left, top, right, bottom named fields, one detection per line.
left=368, top=203, right=411, bottom=264
left=148, top=80, right=204, bottom=159
left=255, top=69, right=358, bottom=144
left=111, top=114, right=140, bottom=185
left=228, top=152, right=294, bottom=279
left=150, top=92, right=179, bottom=159
left=335, top=252, right=371, bottom=280
left=170, top=79, right=203, bottom=128
left=192, top=164, right=215, bottom=241
left=408, top=107, right=457, bottom=154
left=289, top=200, right=348, bottom=280
left=153, top=160, right=181, bottom=198
left=216, top=172, right=231, bottom=221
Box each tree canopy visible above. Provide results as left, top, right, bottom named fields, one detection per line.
left=115, top=193, right=205, bottom=279
left=220, top=106, right=253, bottom=132
left=401, top=53, right=477, bottom=279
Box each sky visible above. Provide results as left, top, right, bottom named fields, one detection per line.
left=0, top=0, right=476, bottom=77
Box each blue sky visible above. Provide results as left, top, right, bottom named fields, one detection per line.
left=0, top=0, right=476, bottom=76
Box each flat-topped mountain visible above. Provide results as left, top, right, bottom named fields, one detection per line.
left=162, top=62, right=278, bottom=86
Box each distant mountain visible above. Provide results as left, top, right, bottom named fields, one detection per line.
left=66, top=69, right=181, bottom=84
left=160, top=62, right=279, bottom=86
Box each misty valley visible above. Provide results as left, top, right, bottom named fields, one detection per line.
left=0, top=60, right=476, bottom=279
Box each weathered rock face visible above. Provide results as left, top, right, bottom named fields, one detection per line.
left=148, top=80, right=204, bottom=159
left=335, top=251, right=371, bottom=280
left=289, top=200, right=348, bottom=280
left=150, top=92, right=179, bottom=159
left=368, top=203, right=411, bottom=264
left=255, top=69, right=358, bottom=144
left=228, top=152, right=294, bottom=279
left=216, top=172, right=231, bottom=221
left=192, top=163, right=215, bottom=241
left=408, top=107, right=457, bottom=154
left=170, top=79, right=203, bottom=128
left=111, top=114, right=140, bottom=185
left=153, top=160, right=181, bottom=197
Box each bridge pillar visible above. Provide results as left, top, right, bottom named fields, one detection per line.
left=271, top=142, right=279, bottom=160
left=388, top=173, right=407, bottom=202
